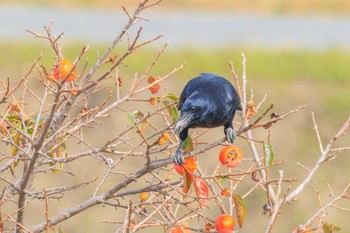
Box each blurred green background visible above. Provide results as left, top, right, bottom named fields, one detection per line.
left=0, top=0, right=349, bottom=232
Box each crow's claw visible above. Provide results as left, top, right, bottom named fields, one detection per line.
left=225, top=127, right=236, bottom=144
left=174, top=149, right=185, bottom=165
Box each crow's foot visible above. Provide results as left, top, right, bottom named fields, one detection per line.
left=173, top=149, right=185, bottom=165
left=225, top=127, right=236, bottom=144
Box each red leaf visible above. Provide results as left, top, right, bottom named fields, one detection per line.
left=149, top=84, right=159, bottom=94
left=148, top=76, right=156, bottom=83
left=193, top=176, right=209, bottom=205
left=148, top=76, right=160, bottom=94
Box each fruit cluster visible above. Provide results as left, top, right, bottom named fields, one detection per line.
left=173, top=145, right=244, bottom=233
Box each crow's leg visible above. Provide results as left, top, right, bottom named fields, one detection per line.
left=174, top=128, right=188, bottom=165
left=224, top=123, right=236, bottom=144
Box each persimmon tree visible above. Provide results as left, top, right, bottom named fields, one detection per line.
left=0, top=1, right=349, bottom=233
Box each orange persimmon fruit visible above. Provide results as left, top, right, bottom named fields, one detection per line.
left=215, top=214, right=235, bottom=233
left=219, top=145, right=243, bottom=168
left=54, top=59, right=76, bottom=82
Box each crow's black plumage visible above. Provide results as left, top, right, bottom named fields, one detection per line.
left=173, top=73, right=242, bottom=165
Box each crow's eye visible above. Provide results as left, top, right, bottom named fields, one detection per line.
left=190, top=107, right=196, bottom=113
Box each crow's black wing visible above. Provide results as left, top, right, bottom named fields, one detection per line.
left=178, top=73, right=242, bottom=111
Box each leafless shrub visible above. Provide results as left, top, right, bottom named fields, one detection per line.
left=0, top=1, right=349, bottom=233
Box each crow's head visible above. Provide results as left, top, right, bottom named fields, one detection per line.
left=174, top=96, right=206, bottom=134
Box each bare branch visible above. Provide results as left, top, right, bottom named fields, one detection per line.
left=285, top=116, right=350, bottom=203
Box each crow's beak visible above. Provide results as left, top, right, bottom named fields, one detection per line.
left=174, top=112, right=193, bottom=134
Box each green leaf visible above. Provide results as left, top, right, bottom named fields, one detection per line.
left=6, top=115, right=20, bottom=120
left=162, top=100, right=170, bottom=106
left=7, top=115, right=21, bottom=128
left=163, top=100, right=179, bottom=121
left=168, top=106, right=179, bottom=121
left=323, top=222, right=341, bottom=233
left=26, top=128, right=34, bottom=135
left=183, top=170, right=193, bottom=194
left=166, top=92, right=179, bottom=101
left=232, top=193, right=247, bottom=228
left=217, top=176, right=226, bottom=183
left=127, top=110, right=145, bottom=125
left=18, top=123, right=24, bottom=131
left=126, top=112, right=135, bottom=125
left=181, top=135, right=194, bottom=152
left=264, top=143, right=274, bottom=167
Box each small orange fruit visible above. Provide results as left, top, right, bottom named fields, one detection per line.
left=174, top=157, right=197, bottom=175
left=221, top=188, right=231, bottom=197
left=162, top=132, right=170, bottom=140
left=54, top=59, right=76, bottom=82
left=219, top=145, right=243, bottom=168
left=205, top=223, right=214, bottom=231
left=140, top=192, right=148, bottom=201
left=158, top=132, right=170, bottom=145
left=170, top=222, right=190, bottom=233
left=215, top=214, right=235, bottom=233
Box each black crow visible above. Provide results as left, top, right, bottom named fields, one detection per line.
left=173, top=73, right=242, bottom=165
